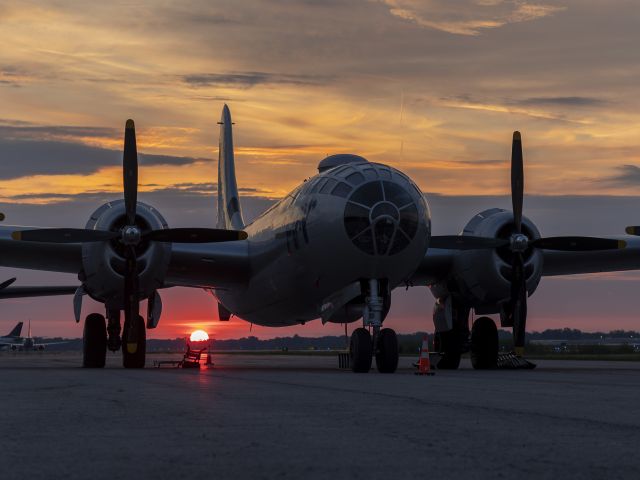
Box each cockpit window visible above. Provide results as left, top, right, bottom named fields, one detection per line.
left=399, top=204, right=418, bottom=238
left=346, top=171, right=365, bottom=185
left=332, top=182, right=352, bottom=198
left=320, top=178, right=337, bottom=194
left=344, top=179, right=420, bottom=256
left=310, top=177, right=326, bottom=194
left=383, top=181, right=412, bottom=208
left=362, top=168, right=377, bottom=180
left=345, top=203, right=370, bottom=238
left=349, top=181, right=383, bottom=207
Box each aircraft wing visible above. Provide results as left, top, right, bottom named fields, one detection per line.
left=0, top=226, right=82, bottom=274
left=542, top=235, right=640, bottom=276
left=409, top=247, right=454, bottom=286
left=0, top=286, right=79, bottom=299
left=410, top=235, right=640, bottom=286
left=0, top=225, right=251, bottom=290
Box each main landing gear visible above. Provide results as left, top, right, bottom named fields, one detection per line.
left=470, top=316, right=499, bottom=369
left=82, top=312, right=146, bottom=369
left=83, top=313, right=107, bottom=368
left=349, top=280, right=399, bottom=373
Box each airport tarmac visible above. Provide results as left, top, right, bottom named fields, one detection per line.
left=1, top=352, right=639, bottom=480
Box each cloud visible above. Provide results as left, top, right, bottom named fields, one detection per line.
left=0, top=120, right=116, bottom=141
left=438, top=93, right=586, bottom=123
left=517, top=96, right=608, bottom=107
left=0, top=138, right=206, bottom=180
left=0, top=65, right=33, bottom=87
left=597, top=165, right=640, bottom=188
left=183, top=72, right=328, bottom=88
left=380, top=0, right=565, bottom=35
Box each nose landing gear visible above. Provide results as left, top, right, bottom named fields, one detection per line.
left=349, top=279, right=399, bottom=373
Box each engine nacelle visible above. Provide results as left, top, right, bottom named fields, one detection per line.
left=449, top=208, right=543, bottom=313
left=81, top=200, right=171, bottom=309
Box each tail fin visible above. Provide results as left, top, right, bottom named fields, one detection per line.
left=217, top=104, right=244, bottom=230
left=7, top=322, right=23, bottom=338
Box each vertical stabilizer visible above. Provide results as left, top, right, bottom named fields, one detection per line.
left=7, top=321, right=23, bottom=338
left=217, top=105, right=245, bottom=230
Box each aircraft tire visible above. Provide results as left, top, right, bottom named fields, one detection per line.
left=83, top=313, right=107, bottom=368
left=350, top=327, right=372, bottom=373
left=470, top=316, right=498, bottom=370
left=434, top=330, right=462, bottom=370
left=122, top=315, right=146, bottom=369
left=375, top=328, right=399, bottom=373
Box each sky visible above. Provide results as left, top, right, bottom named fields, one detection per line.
left=1, top=0, right=640, bottom=339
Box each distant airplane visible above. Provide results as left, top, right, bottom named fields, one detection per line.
left=1, top=105, right=639, bottom=372
left=0, top=320, right=68, bottom=351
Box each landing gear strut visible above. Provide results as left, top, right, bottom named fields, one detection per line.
left=83, top=313, right=107, bottom=368
left=349, top=279, right=398, bottom=373
left=432, top=297, right=469, bottom=370
left=106, top=308, right=121, bottom=352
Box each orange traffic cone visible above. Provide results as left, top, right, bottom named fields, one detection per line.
left=415, top=335, right=435, bottom=376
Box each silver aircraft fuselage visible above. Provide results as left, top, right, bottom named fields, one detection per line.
left=215, top=159, right=431, bottom=327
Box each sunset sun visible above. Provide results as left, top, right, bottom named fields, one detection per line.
left=190, top=330, right=209, bottom=342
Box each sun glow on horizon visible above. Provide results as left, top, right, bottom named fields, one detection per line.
left=189, top=330, right=209, bottom=342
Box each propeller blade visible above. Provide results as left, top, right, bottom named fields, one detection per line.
left=510, top=252, right=528, bottom=356
left=511, top=131, right=524, bottom=234
left=625, top=226, right=640, bottom=236
left=0, top=277, right=16, bottom=290
left=123, top=119, right=138, bottom=226
left=12, top=228, right=118, bottom=243
left=123, top=246, right=140, bottom=353
left=532, top=236, right=626, bottom=251
left=429, top=235, right=509, bottom=250
left=143, top=228, right=248, bottom=243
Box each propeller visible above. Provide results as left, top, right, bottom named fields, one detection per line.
left=504, top=132, right=626, bottom=356
left=11, top=120, right=248, bottom=349
left=430, top=131, right=626, bottom=356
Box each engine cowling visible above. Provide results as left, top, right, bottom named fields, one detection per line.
left=450, top=208, right=543, bottom=313
left=80, top=200, right=171, bottom=309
